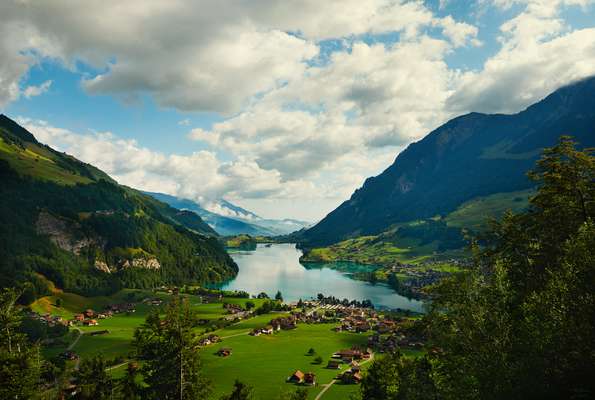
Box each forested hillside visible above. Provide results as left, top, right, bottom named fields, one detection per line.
left=0, top=115, right=237, bottom=301
left=300, top=76, right=595, bottom=246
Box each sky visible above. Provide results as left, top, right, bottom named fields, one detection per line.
left=1, top=0, right=595, bottom=222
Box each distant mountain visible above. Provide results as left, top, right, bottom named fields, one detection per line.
left=0, top=115, right=237, bottom=300
left=300, top=76, right=595, bottom=247
left=145, top=192, right=311, bottom=236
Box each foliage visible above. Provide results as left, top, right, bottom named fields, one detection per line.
left=220, top=380, right=255, bottom=400
left=133, top=296, right=211, bottom=399
left=74, top=356, right=114, bottom=399
left=0, top=288, right=42, bottom=400
left=361, top=137, right=595, bottom=399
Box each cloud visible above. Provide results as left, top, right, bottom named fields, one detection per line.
left=448, top=0, right=595, bottom=113
left=23, top=80, right=52, bottom=98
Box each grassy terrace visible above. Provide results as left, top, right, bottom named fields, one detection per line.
left=33, top=289, right=401, bottom=399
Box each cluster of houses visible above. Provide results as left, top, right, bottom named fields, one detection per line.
left=27, top=311, right=69, bottom=327
left=222, top=303, right=253, bottom=321
left=287, top=370, right=316, bottom=386
left=198, top=334, right=221, bottom=347
left=367, top=333, right=425, bottom=352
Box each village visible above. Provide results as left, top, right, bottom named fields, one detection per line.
left=203, top=299, right=426, bottom=388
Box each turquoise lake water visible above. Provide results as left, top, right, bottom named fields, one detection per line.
left=218, top=243, right=424, bottom=312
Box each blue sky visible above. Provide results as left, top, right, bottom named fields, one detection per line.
left=1, top=0, right=595, bottom=220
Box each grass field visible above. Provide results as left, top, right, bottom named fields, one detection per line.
left=199, top=323, right=371, bottom=400
left=34, top=289, right=389, bottom=399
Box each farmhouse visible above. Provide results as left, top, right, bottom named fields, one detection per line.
left=326, top=360, right=341, bottom=369
left=82, top=319, right=98, bottom=326
left=287, top=370, right=305, bottom=383
left=341, top=369, right=362, bottom=384
left=304, top=372, right=316, bottom=385
left=217, top=348, right=232, bottom=357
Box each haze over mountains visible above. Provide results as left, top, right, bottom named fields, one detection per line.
left=299, top=76, right=595, bottom=247
left=145, top=192, right=311, bottom=236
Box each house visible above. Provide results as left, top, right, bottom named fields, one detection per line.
left=250, top=329, right=261, bottom=336
left=287, top=370, right=305, bottom=383
left=262, top=326, right=274, bottom=335
left=341, top=370, right=362, bottom=384
left=82, top=319, right=98, bottom=326
left=326, top=360, right=341, bottom=369
left=350, top=361, right=361, bottom=372
left=217, top=348, right=232, bottom=357
left=304, top=372, right=316, bottom=385
left=84, top=309, right=95, bottom=318
left=74, top=314, right=84, bottom=321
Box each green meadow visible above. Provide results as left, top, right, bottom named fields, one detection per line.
left=33, top=289, right=382, bottom=399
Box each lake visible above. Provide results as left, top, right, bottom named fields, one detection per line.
left=218, top=243, right=424, bottom=312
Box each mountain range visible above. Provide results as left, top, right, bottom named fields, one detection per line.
left=0, top=114, right=237, bottom=300
left=144, top=192, right=311, bottom=236
left=299, top=76, right=595, bottom=247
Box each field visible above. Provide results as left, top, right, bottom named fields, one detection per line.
left=33, top=289, right=392, bottom=399
left=199, top=322, right=371, bottom=400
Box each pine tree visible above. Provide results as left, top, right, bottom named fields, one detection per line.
left=134, top=296, right=210, bottom=399
left=0, top=288, right=41, bottom=400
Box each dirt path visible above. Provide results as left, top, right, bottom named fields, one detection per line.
left=67, top=328, right=82, bottom=351
left=221, top=331, right=250, bottom=339
left=314, top=379, right=337, bottom=400
left=106, top=361, right=130, bottom=372
left=315, top=351, right=375, bottom=400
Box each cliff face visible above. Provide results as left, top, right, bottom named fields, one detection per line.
left=300, top=77, right=595, bottom=246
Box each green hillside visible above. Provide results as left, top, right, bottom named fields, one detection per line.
left=0, top=115, right=237, bottom=301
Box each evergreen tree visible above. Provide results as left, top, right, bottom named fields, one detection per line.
left=220, top=380, right=254, bottom=400
left=274, top=290, right=283, bottom=302
left=119, top=362, right=142, bottom=400
left=75, top=356, right=113, bottom=400
left=0, top=288, right=41, bottom=400
left=134, top=296, right=210, bottom=399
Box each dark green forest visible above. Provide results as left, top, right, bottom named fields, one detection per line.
left=359, top=137, right=595, bottom=399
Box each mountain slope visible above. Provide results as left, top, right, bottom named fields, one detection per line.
left=0, top=115, right=236, bottom=300
left=300, top=76, right=595, bottom=246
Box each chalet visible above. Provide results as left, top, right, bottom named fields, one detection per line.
left=326, top=360, right=341, bottom=369
left=84, top=309, right=94, bottom=318
left=350, top=361, right=361, bottom=372
left=262, top=326, right=274, bottom=335
left=97, top=313, right=107, bottom=319
left=304, top=372, right=316, bottom=386
left=82, top=319, right=98, bottom=326
left=217, top=348, right=232, bottom=357
left=341, top=370, right=362, bottom=384
left=250, top=329, right=261, bottom=337
left=287, top=370, right=305, bottom=383
left=74, top=314, right=84, bottom=321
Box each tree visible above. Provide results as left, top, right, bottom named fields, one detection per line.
left=287, top=388, right=308, bottom=400
left=134, top=296, right=210, bottom=399
left=256, top=292, right=269, bottom=299
left=119, top=362, right=142, bottom=400
left=0, top=288, right=41, bottom=400
left=313, top=356, right=323, bottom=365
left=422, top=138, right=595, bottom=399
left=274, top=291, right=283, bottom=302
left=307, top=348, right=316, bottom=356
left=220, top=380, right=254, bottom=400
left=75, top=356, right=113, bottom=400
left=244, top=301, right=255, bottom=310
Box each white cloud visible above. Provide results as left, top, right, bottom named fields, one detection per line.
left=3, top=0, right=595, bottom=220
left=23, top=80, right=52, bottom=98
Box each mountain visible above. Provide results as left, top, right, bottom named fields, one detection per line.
left=145, top=192, right=311, bottom=236
left=300, top=76, right=595, bottom=247
left=143, top=192, right=276, bottom=236
left=0, top=115, right=237, bottom=300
